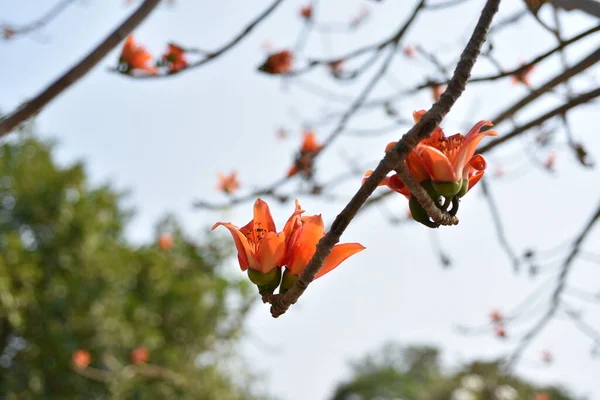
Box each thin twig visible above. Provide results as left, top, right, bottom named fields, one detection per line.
left=504, top=199, right=600, bottom=369
left=114, top=0, right=286, bottom=79
left=480, top=178, right=520, bottom=270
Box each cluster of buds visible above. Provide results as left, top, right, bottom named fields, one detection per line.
left=213, top=199, right=364, bottom=296
left=71, top=346, right=150, bottom=369
left=489, top=309, right=507, bottom=338
left=287, top=131, right=323, bottom=179
left=117, top=36, right=189, bottom=76
left=365, top=110, right=497, bottom=228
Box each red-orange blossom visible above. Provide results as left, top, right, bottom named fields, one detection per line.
left=212, top=199, right=364, bottom=281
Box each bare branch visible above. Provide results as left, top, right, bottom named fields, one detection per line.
left=504, top=198, right=600, bottom=369
left=114, top=0, right=286, bottom=79
left=265, top=0, right=501, bottom=318
left=0, top=0, right=162, bottom=138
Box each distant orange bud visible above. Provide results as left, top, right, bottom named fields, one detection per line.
left=403, top=46, right=416, bottom=58
left=72, top=349, right=91, bottom=369
left=217, top=171, right=240, bottom=194
left=490, top=309, right=503, bottom=323
left=495, top=325, right=506, bottom=338
left=131, top=346, right=150, bottom=364
left=259, top=51, right=294, bottom=75
left=299, top=5, right=312, bottom=19
left=158, top=233, right=173, bottom=250
left=544, top=151, right=556, bottom=170
left=432, top=84, right=444, bottom=101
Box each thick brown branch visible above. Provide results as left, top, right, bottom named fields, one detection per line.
left=267, top=0, right=500, bottom=318
left=0, top=0, right=161, bottom=138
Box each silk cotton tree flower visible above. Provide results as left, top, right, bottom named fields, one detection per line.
left=214, top=198, right=365, bottom=297
left=279, top=213, right=365, bottom=293
left=364, top=110, right=497, bottom=228
left=212, top=198, right=287, bottom=295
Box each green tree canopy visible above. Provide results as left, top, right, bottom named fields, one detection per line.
left=331, top=343, right=576, bottom=400
left=0, top=133, right=260, bottom=399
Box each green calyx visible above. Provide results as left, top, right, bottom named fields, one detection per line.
left=408, top=180, right=461, bottom=228
left=409, top=195, right=440, bottom=229
left=432, top=180, right=462, bottom=198
left=248, top=268, right=282, bottom=295
left=457, top=179, right=469, bottom=198
left=279, top=269, right=299, bottom=294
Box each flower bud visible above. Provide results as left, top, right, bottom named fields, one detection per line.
left=248, top=268, right=279, bottom=286
left=457, top=179, right=469, bottom=198
left=409, top=195, right=440, bottom=228
left=432, top=180, right=462, bottom=198
left=279, top=268, right=298, bottom=294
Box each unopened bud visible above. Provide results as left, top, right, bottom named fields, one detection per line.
left=279, top=268, right=298, bottom=294
left=432, top=180, right=462, bottom=198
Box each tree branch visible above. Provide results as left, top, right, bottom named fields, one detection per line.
left=265, top=0, right=501, bottom=318
left=504, top=198, right=600, bottom=369
left=0, top=0, right=162, bottom=138
left=114, top=0, right=286, bottom=79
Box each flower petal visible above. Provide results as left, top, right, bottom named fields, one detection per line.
left=286, top=215, right=324, bottom=275
left=315, top=243, right=365, bottom=279
left=416, top=144, right=457, bottom=182
left=211, top=222, right=252, bottom=271
left=406, top=151, right=430, bottom=182
left=467, top=170, right=485, bottom=191
left=465, top=154, right=488, bottom=191
left=255, top=231, right=287, bottom=273
left=253, top=198, right=276, bottom=233
left=388, top=174, right=410, bottom=198
left=452, top=122, right=497, bottom=176
left=283, top=200, right=305, bottom=241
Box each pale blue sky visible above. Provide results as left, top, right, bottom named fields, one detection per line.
left=1, top=0, right=599, bottom=399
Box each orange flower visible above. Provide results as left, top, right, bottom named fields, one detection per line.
left=544, top=151, right=556, bottom=170
left=403, top=45, right=416, bottom=58
left=217, top=171, right=240, bottom=194
left=495, top=325, right=507, bottom=338
left=284, top=214, right=365, bottom=279
left=299, top=5, right=313, bottom=19
left=534, top=393, right=550, bottom=400
left=119, top=35, right=157, bottom=75
left=259, top=50, right=294, bottom=74
left=512, top=62, right=535, bottom=87
left=162, top=43, right=187, bottom=72
left=432, top=84, right=444, bottom=101
left=158, top=233, right=173, bottom=250
left=72, top=349, right=91, bottom=369
left=329, top=60, right=344, bottom=72
left=288, top=131, right=323, bottom=177
left=131, top=346, right=150, bottom=364
left=212, top=199, right=286, bottom=274
left=366, top=110, right=497, bottom=199
left=490, top=309, right=503, bottom=323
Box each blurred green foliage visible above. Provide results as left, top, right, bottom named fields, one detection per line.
left=0, top=134, right=259, bottom=399
left=330, top=343, right=577, bottom=400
